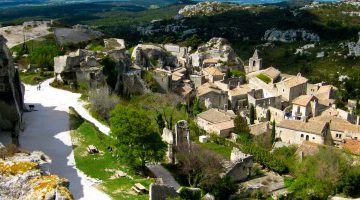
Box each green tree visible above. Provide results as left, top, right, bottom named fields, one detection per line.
left=110, top=105, right=166, bottom=174
left=210, top=176, right=238, bottom=200
left=156, top=112, right=165, bottom=131
left=192, top=97, right=203, bottom=116
left=271, top=120, right=276, bottom=144
left=234, top=115, right=250, bottom=135
left=249, top=104, right=255, bottom=125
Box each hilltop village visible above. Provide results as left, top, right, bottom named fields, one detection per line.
left=0, top=1, right=360, bottom=200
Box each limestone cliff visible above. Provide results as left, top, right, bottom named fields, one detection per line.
left=0, top=35, right=24, bottom=133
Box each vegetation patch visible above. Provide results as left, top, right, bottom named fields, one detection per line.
left=256, top=73, right=272, bottom=84
left=20, top=71, right=53, bottom=85
left=69, top=107, right=153, bottom=200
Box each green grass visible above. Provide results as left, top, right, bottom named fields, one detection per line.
left=256, top=74, right=272, bottom=84
left=88, top=43, right=104, bottom=52
left=198, top=142, right=232, bottom=159
left=20, top=71, right=53, bottom=85
left=69, top=108, right=153, bottom=200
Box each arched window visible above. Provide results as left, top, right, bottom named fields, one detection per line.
left=306, top=135, right=309, bottom=141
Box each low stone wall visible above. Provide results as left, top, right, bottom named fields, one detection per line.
left=149, top=183, right=178, bottom=200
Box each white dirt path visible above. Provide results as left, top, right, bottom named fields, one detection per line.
left=18, top=78, right=111, bottom=200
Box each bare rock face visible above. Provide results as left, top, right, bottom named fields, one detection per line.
left=0, top=35, right=24, bottom=131
left=190, top=37, right=240, bottom=68
left=263, top=28, right=320, bottom=43
left=179, top=2, right=240, bottom=17
left=0, top=149, right=74, bottom=200
left=131, top=44, right=181, bottom=69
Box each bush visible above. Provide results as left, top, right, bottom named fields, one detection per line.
left=179, top=187, right=202, bottom=200
left=88, top=87, right=120, bottom=122
left=210, top=176, right=238, bottom=200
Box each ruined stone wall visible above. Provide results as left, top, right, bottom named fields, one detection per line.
left=149, top=184, right=178, bottom=200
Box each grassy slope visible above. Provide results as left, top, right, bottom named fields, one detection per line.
left=69, top=108, right=153, bottom=200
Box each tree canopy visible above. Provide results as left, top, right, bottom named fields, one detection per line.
left=110, top=105, right=166, bottom=173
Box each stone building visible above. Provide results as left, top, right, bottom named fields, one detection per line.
left=196, top=83, right=228, bottom=109
left=290, top=95, right=319, bottom=121
left=247, top=89, right=282, bottom=109
left=54, top=38, right=133, bottom=94
left=246, top=49, right=262, bottom=73
left=275, top=73, right=308, bottom=101
left=0, top=36, right=24, bottom=144
left=276, top=120, right=330, bottom=145
left=202, top=66, right=224, bottom=83
left=196, top=108, right=236, bottom=137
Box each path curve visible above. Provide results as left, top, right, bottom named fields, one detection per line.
left=19, top=78, right=111, bottom=200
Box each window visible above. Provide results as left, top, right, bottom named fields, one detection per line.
left=313, top=137, right=315, bottom=140
left=301, top=134, right=304, bottom=138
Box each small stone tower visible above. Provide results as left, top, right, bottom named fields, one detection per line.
left=247, top=49, right=262, bottom=73
left=175, top=120, right=190, bottom=146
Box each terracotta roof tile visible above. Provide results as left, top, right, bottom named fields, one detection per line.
left=277, top=120, right=328, bottom=136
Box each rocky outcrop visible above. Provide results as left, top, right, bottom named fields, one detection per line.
left=179, top=2, right=241, bottom=17
left=190, top=37, right=241, bottom=68
left=263, top=28, right=320, bottom=43
left=0, top=147, right=74, bottom=200
left=131, top=44, right=184, bottom=69
left=0, top=35, right=24, bottom=139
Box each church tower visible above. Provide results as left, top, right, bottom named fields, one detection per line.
left=248, top=49, right=262, bottom=73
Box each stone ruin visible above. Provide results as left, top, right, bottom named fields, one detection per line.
left=222, top=147, right=253, bottom=182
left=54, top=38, right=138, bottom=94
left=161, top=120, right=190, bottom=164
left=0, top=35, right=24, bottom=145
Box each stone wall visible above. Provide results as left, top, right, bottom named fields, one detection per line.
left=149, top=184, right=178, bottom=200
left=224, top=147, right=253, bottom=182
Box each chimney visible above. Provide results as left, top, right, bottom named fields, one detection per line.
left=224, top=104, right=228, bottom=112
left=357, top=116, right=360, bottom=125
left=237, top=82, right=241, bottom=88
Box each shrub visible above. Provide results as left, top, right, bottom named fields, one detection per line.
left=179, top=187, right=202, bottom=200
left=88, top=87, right=120, bottom=122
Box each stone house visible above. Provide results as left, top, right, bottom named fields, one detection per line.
left=310, top=116, right=360, bottom=145
left=202, top=66, right=224, bottom=83
left=228, top=84, right=252, bottom=110
left=196, top=108, right=236, bottom=137
left=214, top=77, right=245, bottom=92
left=245, top=49, right=262, bottom=73
left=261, top=67, right=281, bottom=83
left=196, top=83, right=228, bottom=109
left=275, top=73, right=308, bottom=101
left=247, top=89, right=282, bottom=109
left=276, top=120, right=330, bottom=145
left=268, top=106, right=286, bottom=123
left=202, top=58, right=220, bottom=67
left=290, top=95, right=319, bottom=121
left=152, top=68, right=172, bottom=92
